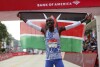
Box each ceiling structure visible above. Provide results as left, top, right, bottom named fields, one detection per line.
left=0, top=7, right=100, bottom=21
left=0, top=0, right=100, bottom=21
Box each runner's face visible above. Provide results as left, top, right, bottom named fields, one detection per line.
left=46, top=18, right=54, bottom=28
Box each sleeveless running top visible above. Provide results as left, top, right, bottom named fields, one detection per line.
left=45, top=28, right=62, bottom=60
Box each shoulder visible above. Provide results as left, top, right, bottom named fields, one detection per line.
left=41, top=28, right=46, bottom=34
left=58, top=26, right=66, bottom=32
left=57, top=26, right=66, bottom=35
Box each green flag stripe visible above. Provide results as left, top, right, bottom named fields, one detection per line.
left=20, top=35, right=82, bottom=52
left=20, top=34, right=84, bottom=40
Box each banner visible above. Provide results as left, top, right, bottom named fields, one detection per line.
left=0, top=53, right=13, bottom=61
left=12, top=52, right=29, bottom=56
left=95, top=16, right=100, bottom=67
left=0, top=52, right=29, bottom=61
left=63, top=52, right=97, bottom=67
left=0, top=0, right=100, bottom=11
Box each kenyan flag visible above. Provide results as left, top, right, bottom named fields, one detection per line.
left=20, top=20, right=85, bottom=52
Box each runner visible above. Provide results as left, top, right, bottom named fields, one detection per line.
left=18, top=13, right=92, bottom=67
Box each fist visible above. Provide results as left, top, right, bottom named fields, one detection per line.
left=85, top=13, right=92, bottom=20
left=17, top=12, right=21, bottom=18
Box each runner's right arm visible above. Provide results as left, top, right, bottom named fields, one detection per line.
left=17, top=13, right=45, bottom=33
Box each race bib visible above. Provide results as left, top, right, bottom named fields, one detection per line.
left=48, top=42, right=57, bottom=48
left=48, top=39, right=57, bottom=48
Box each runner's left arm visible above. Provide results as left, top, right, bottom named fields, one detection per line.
left=58, top=21, right=81, bottom=34
left=59, top=13, right=92, bottom=33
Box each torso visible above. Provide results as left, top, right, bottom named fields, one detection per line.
left=45, top=28, right=62, bottom=60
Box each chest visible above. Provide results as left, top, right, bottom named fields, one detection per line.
left=46, top=29, right=59, bottom=39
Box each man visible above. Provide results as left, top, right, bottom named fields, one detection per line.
left=18, top=13, right=92, bottom=67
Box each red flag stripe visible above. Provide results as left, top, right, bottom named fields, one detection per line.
left=20, top=22, right=84, bottom=37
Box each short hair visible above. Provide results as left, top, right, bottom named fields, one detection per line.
left=46, top=17, right=54, bottom=23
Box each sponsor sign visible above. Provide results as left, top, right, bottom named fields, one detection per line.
left=0, top=0, right=100, bottom=11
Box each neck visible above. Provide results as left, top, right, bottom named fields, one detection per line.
left=49, top=26, right=54, bottom=32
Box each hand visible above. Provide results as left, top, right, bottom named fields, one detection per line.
left=85, top=13, right=93, bottom=24
left=80, top=13, right=92, bottom=23
left=17, top=13, right=27, bottom=22
left=85, top=13, right=92, bottom=20
left=17, top=12, right=21, bottom=18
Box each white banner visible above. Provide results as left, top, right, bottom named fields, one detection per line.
left=95, top=16, right=100, bottom=67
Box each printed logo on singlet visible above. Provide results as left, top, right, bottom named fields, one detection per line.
left=48, top=38, right=57, bottom=48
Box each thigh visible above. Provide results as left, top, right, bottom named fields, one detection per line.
left=45, top=60, right=53, bottom=67
left=55, top=59, right=64, bottom=67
